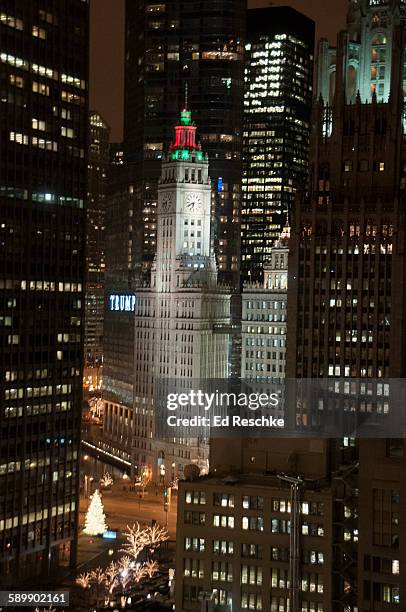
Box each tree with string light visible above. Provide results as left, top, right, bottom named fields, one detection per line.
left=83, top=489, right=108, bottom=535
left=120, top=522, right=148, bottom=560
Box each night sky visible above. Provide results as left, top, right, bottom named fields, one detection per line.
left=90, top=0, right=348, bottom=141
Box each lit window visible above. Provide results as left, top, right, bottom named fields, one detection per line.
left=9, top=132, right=29, bottom=145
left=32, top=118, right=46, bottom=131
left=32, top=25, right=46, bottom=39
left=9, top=74, right=24, bottom=88
left=32, top=81, right=49, bottom=96
left=0, top=13, right=23, bottom=30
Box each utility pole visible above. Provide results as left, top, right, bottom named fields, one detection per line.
left=278, top=474, right=302, bottom=612
left=163, top=486, right=169, bottom=526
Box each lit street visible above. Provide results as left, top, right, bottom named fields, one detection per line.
left=79, top=484, right=178, bottom=539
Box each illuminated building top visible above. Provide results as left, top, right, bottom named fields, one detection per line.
left=318, top=0, right=406, bottom=107
left=168, top=107, right=207, bottom=164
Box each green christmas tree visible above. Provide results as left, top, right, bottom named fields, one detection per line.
left=83, top=489, right=108, bottom=535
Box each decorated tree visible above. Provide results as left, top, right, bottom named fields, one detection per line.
left=143, top=523, right=169, bottom=556
left=120, top=521, right=168, bottom=561
left=118, top=556, right=133, bottom=591
left=144, top=559, right=159, bottom=579
left=132, top=563, right=148, bottom=584
left=90, top=567, right=106, bottom=585
left=76, top=572, right=92, bottom=589
left=120, top=522, right=148, bottom=560
left=104, top=561, right=120, bottom=594
left=83, top=489, right=108, bottom=535
left=99, top=472, right=114, bottom=488
left=89, top=566, right=108, bottom=608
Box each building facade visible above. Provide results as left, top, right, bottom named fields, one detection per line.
left=241, top=226, right=289, bottom=381
left=175, top=440, right=333, bottom=612
left=286, top=1, right=406, bottom=608
left=0, top=1, right=88, bottom=584
left=241, top=7, right=314, bottom=283
left=84, top=111, right=110, bottom=368
left=317, top=0, right=406, bottom=107
left=103, top=108, right=230, bottom=481
left=123, top=0, right=246, bottom=288
left=101, top=156, right=141, bottom=471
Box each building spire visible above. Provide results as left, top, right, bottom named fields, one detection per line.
left=275, top=212, right=291, bottom=247
left=184, top=81, right=189, bottom=111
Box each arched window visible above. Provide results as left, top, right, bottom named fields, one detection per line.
left=346, top=65, right=358, bottom=101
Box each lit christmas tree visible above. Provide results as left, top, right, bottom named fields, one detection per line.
left=83, top=489, right=108, bottom=535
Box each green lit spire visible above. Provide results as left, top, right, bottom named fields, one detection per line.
left=180, top=109, right=192, bottom=125
left=180, top=83, right=192, bottom=125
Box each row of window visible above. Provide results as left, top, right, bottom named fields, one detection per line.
left=343, top=160, right=385, bottom=173
left=184, top=511, right=325, bottom=536
left=184, top=560, right=324, bottom=592
left=186, top=491, right=324, bottom=515
left=185, top=539, right=325, bottom=566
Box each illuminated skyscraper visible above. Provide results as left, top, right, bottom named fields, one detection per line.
left=104, top=107, right=230, bottom=480
left=241, top=7, right=314, bottom=283
left=102, top=0, right=245, bottom=454
left=0, top=1, right=88, bottom=584
left=124, top=0, right=245, bottom=288
left=317, top=0, right=406, bottom=107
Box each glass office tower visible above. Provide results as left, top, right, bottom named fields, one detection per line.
left=241, top=7, right=314, bottom=283
left=0, top=0, right=88, bottom=584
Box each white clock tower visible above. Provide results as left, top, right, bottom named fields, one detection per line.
left=132, top=107, right=231, bottom=482
left=152, top=107, right=217, bottom=293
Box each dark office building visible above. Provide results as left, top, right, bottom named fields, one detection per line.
left=84, top=111, right=109, bottom=367
left=286, top=1, right=406, bottom=608
left=124, top=0, right=246, bottom=288
left=101, top=155, right=143, bottom=469
left=241, top=7, right=314, bottom=283
left=0, top=1, right=88, bottom=584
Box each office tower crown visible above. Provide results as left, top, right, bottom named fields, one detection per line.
left=318, top=0, right=406, bottom=107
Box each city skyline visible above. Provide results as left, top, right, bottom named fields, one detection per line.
left=90, top=0, right=348, bottom=141
left=2, top=0, right=406, bottom=608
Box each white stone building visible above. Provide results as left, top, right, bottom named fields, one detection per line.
left=132, top=108, right=231, bottom=482
left=241, top=225, right=289, bottom=381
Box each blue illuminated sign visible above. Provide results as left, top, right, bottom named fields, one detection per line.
left=102, top=530, right=118, bottom=540
left=217, top=177, right=223, bottom=192
left=109, top=294, right=136, bottom=312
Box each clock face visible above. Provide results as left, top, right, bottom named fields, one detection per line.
left=161, top=193, right=173, bottom=212
left=186, top=193, right=202, bottom=212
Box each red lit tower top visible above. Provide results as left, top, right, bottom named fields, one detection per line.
left=168, top=100, right=207, bottom=163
